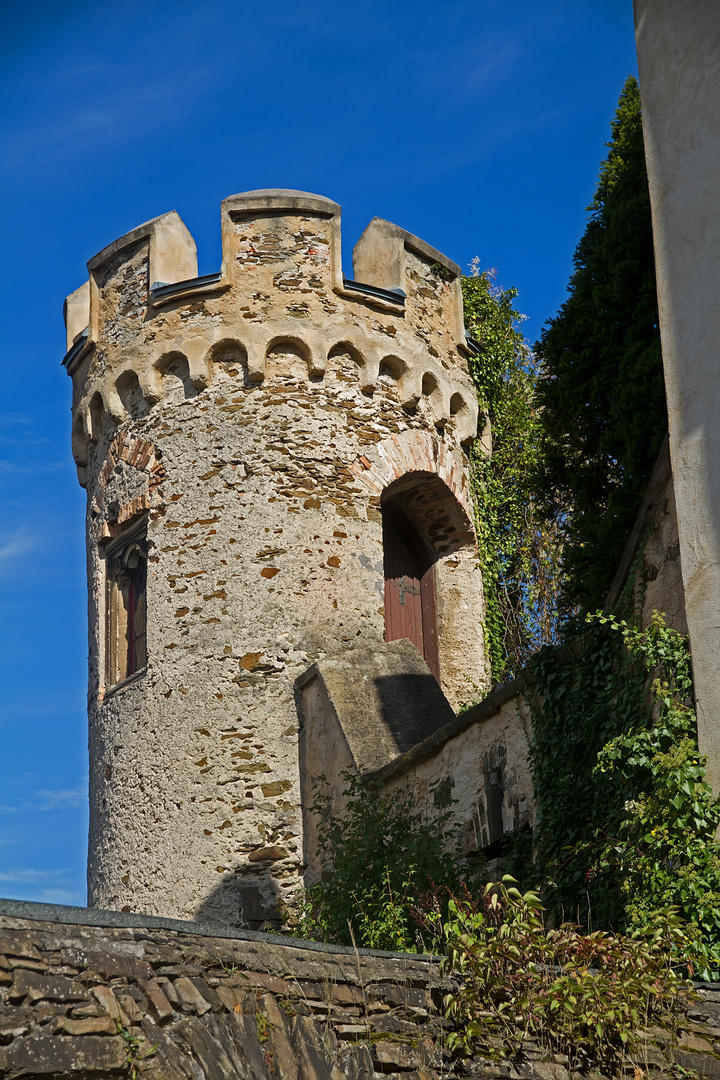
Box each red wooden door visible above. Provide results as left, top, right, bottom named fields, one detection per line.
left=382, top=503, right=440, bottom=681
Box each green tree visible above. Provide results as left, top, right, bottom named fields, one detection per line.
left=463, top=267, right=562, bottom=682
left=535, top=76, right=665, bottom=625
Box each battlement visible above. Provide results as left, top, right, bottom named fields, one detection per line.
left=63, top=190, right=479, bottom=485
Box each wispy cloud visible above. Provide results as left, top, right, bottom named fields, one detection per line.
left=37, top=888, right=84, bottom=906
left=0, top=529, right=35, bottom=566
left=0, top=869, right=84, bottom=906
left=0, top=459, right=65, bottom=476
left=0, top=867, right=68, bottom=883
left=34, top=787, right=86, bottom=811
left=0, top=782, right=87, bottom=815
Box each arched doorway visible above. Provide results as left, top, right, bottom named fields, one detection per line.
left=382, top=501, right=440, bottom=680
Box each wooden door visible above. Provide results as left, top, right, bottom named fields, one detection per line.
left=382, top=503, right=440, bottom=681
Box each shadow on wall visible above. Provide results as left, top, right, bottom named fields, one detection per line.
left=372, top=672, right=454, bottom=752
left=194, top=870, right=286, bottom=933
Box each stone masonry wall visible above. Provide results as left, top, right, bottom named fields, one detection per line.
left=62, top=191, right=487, bottom=930
left=2, top=904, right=720, bottom=1080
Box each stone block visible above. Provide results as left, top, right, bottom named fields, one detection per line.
left=335, top=1024, right=369, bottom=1040
left=531, top=1065, right=569, bottom=1080
left=91, top=984, right=133, bottom=1028
left=371, top=1016, right=422, bottom=1036
left=175, top=1013, right=269, bottom=1080
left=240, top=970, right=292, bottom=997
left=187, top=976, right=224, bottom=1010
left=333, top=1045, right=374, bottom=1080
left=690, top=1003, right=720, bottom=1029
left=372, top=1041, right=422, bottom=1070
left=2, top=1035, right=127, bottom=1076
left=135, top=1019, right=197, bottom=1080
left=62, top=948, right=154, bottom=981
left=175, top=1016, right=242, bottom=1080
left=679, top=1031, right=716, bottom=1053
left=669, top=1048, right=720, bottom=1078
left=8, top=957, right=48, bottom=972
left=0, top=932, right=42, bottom=961
left=293, top=1013, right=333, bottom=1080
left=216, top=984, right=240, bottom=1012
left=139, top=977, right=175, bottom=1025
left=174, top=976, right=212, bottom=1015
left=0, top=1007, right=33, bottom=1043
left=52, top=1015, right=119, bottom=1036
left=261, top=992, right=298, bottom=1080
left=226, top=1011, right=271, bottom=1079
left=156, top=976, right=181, bottom=1006
left=9, top=969, right=87, bottom=1004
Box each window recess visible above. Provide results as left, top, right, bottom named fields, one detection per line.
left=104, top=516, right=148, bottom=688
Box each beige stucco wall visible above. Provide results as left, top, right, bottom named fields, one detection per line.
left=63, top=191, right=487, bottom=929
left=378, top=689, right=533, bottom=866
left=634, top=1, right=720, bottom=790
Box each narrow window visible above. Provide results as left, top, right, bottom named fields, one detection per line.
left=105, top=517, right=148, bottom=687
left=382, top=501, right=440, bottom=680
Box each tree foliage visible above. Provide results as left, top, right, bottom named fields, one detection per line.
left=534, top=76, right=665, bottom=624
left=463, top=267, right=562, bottom=682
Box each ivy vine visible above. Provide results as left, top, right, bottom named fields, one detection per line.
left=526, top=596, right=720, bottom=979
left=462, top=265, right=562, bottom=682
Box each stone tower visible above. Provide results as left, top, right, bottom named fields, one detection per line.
left=63, top=189, right=486, bottom=928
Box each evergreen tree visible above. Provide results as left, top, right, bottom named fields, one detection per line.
left=535, top=76, right=665, bottom=625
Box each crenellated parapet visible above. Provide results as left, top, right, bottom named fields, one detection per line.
left=63, top=190, right=479, bottom=486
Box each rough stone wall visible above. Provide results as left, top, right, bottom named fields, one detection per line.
left=368, top=685, right=534, bottom=868
left=62, top=191, right=486, bottom=929
left=640, top=465, right=687, bottom=635
left=2, top=904, right=720, bottom=1080
left=0, top=906, right=445, bottom=1080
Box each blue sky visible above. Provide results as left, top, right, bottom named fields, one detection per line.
left=0, top=0, right=638, bottom=907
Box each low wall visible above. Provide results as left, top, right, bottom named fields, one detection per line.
left=2, top=900, right=720, bottom=1079
left=298, top=643, right=534, bottom=878
left=604, top=433, right=687, bottom=634
left=0, top=899, right=444, bottom=1080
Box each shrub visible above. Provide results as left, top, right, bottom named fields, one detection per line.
left=425, top=876, right=690, bottom=1073
left=300, top=771, right=480, bottom=952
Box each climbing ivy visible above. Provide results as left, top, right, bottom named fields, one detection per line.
left=462, top=266, right=562, bottom=682
left=527, top=605, right=720, bottom=979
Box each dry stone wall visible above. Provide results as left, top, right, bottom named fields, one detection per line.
left=2, top=903, right=720, bottom=1080
left=62, top=191, right=487, bottom=930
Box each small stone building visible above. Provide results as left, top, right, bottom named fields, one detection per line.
left=63, top=190, right=499, bottom=929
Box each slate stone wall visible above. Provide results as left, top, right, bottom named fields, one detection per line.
left=2, top=905, right=720, bottom=1080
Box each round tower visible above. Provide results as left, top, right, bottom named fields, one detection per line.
left=63, top=189, right=487, bottom=928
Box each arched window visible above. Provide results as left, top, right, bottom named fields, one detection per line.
left=382, top=501, right=440, bottom=680
left=104, top=517, right=148, bottom=686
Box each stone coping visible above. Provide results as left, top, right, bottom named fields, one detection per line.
left=0, top=897, right=437, bottom=963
